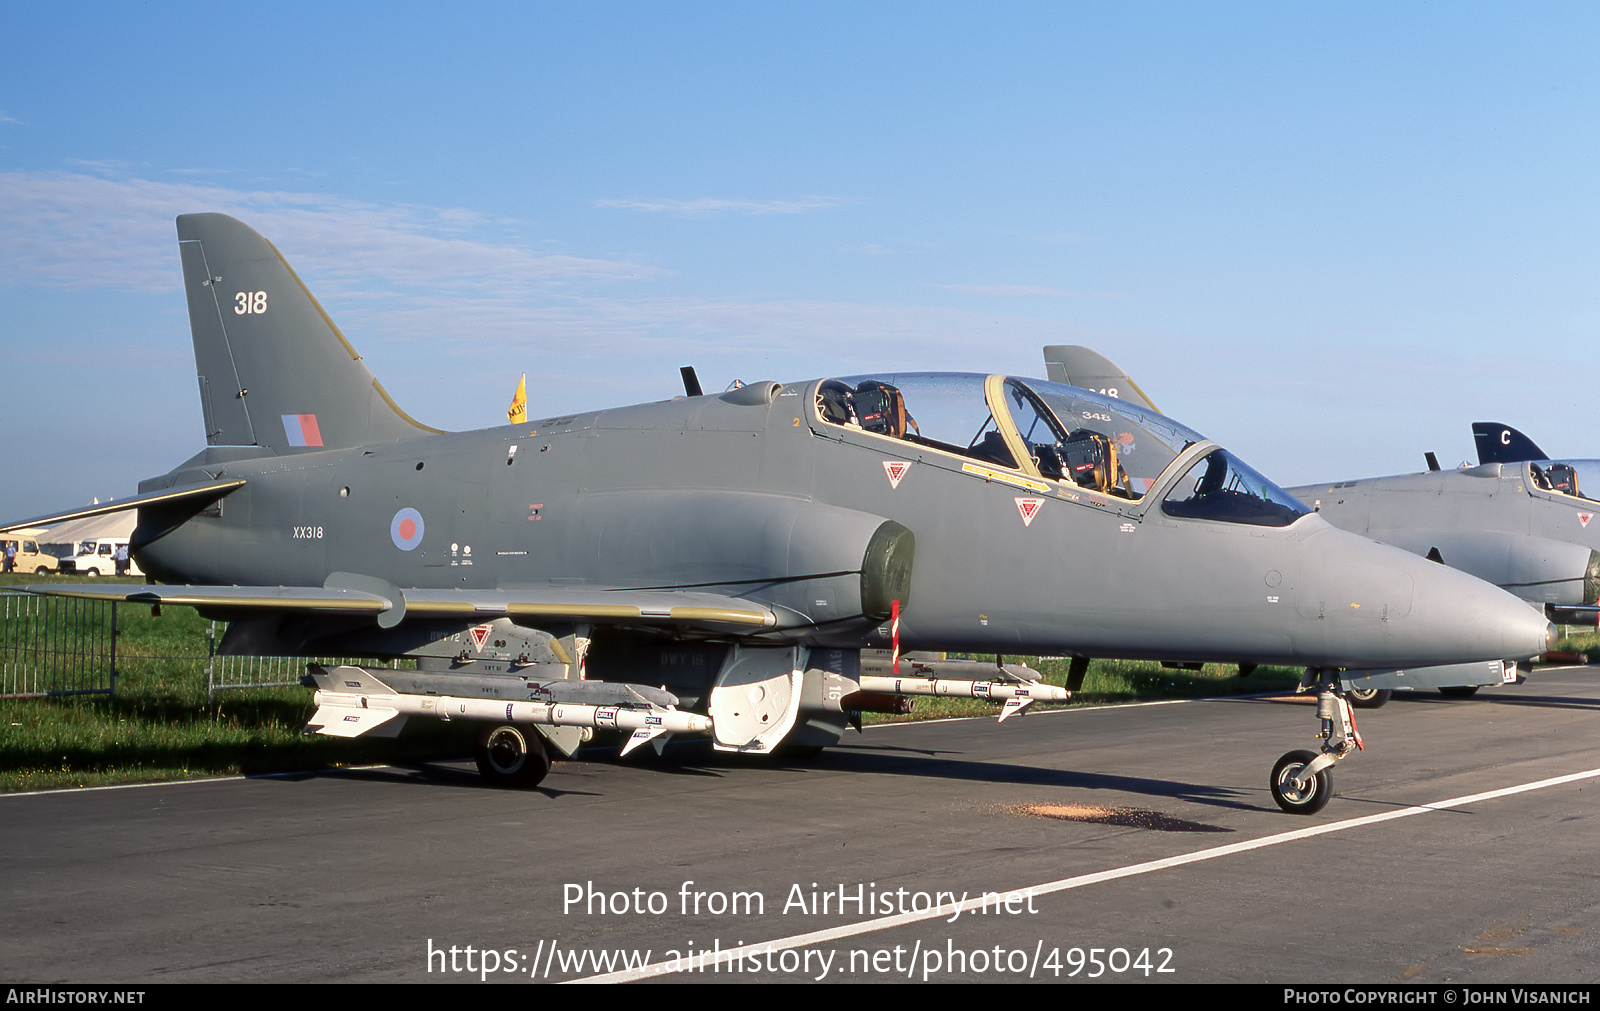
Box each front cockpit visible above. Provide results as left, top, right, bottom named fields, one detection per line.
left=813, top=372, right=1309, bottom=526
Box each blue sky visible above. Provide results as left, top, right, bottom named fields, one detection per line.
left=2, top=2, right=1596, bottom=516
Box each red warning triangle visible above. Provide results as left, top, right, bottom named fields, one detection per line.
left=469, top=624, right=491, bottom=650
left=1015, top=497, right=1044, bottom=527
left=883, top=460, right=911, bottom=489
left=1581, top=512, right=1593, bottom=528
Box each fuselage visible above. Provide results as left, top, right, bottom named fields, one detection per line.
left=1291, top=462, right=1600, bottom=608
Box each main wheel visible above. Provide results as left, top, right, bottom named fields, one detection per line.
left=474, top=724, right=551, bottom=788
left=1438, top=685, right=1480, bottom=698
left=1270, top=749, right=1333, bottom=814
left=1346, top=687, right=1392, bottom=709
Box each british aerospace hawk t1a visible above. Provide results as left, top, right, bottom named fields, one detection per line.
left=0, top=216, right=1553, bottom=814
left=1292, top=420, right=1600, bottom=637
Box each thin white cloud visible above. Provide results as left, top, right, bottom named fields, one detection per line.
left=940, top=283, right=1074, bottom=298
left=595, top=196, right=839, bottom=215
left=0, top=169, right=1109, bottom=393
left=0, top=170, right=654, bottom=294
left=938, top=283, right=1128, bottom=299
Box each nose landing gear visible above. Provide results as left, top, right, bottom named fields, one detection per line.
left=1270, top=669, right=1362, bottom=814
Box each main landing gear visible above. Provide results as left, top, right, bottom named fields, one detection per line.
left=475, top=723, right=552, bottom=789
left=1270, top=668, right=1363, bottom=815
left=1344, top=686, right=1392, bottom=709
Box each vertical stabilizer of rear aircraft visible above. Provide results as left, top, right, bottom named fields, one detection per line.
left=177, top=213, right=439, bottom=452
left=1040, top=345, right=1160, bottom=413
left=1472, top=422, right=1549, bottom=465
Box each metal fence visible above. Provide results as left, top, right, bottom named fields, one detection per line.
left=0, top=590, right=117, bottom=698
left=201, top=621, right=407, bottom=699
left=0, top=591, right=404, bottom=700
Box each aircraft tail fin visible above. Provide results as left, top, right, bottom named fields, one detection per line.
left=1472, top=422, right=1549, bottom=465
left=1040, top=345, right=1160, bottom=413
left=176, top=213, right=440, bottom=453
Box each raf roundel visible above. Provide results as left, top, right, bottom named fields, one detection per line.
left=390, top=508, right=425, bottom=551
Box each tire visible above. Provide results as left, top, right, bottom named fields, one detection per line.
left=1438, top=685, right=1480, bottom=698
left=84, top=568, right=100, bottom=577
left=1271, top=749, right=1333, bottom=814
left=474, top=724, right=551, bottom=788
left=34, top=567, right=49, bottom=575
left=1346, top=687, right=1392, bottom=709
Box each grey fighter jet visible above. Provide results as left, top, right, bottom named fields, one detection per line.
left=0, top=217, right=1554, bottom=814
left=1291, top=420, right=1600, bottom=634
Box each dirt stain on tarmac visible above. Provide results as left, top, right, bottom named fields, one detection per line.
left=1009, top=803, right=1231, bottom=833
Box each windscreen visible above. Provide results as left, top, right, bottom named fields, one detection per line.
left=1161, top=449, right=1311, bottom=527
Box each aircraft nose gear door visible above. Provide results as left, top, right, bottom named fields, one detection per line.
left=709, top=645, right=806, bottom=753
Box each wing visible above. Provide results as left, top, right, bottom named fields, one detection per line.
left=16, top=580, right=780, bottom=635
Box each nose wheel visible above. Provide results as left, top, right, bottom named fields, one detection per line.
left=1270, top=749, right=1333, bottom=813
left=1270, top=669, right=1362, bottom=814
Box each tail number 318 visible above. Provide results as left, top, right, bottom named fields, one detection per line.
left=235, top=290, right=268, bottom=314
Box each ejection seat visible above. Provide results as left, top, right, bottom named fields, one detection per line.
left=853, top=380, right=920, bottom=440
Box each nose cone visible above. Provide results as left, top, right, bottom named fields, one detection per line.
left=1295, top=523, right=1551, bottom=667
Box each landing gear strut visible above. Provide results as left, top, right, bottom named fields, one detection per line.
left=1270, top=668, right=1362, bottom=814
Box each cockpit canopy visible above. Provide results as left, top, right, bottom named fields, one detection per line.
left=817, top=373, right=1310, bottom=527
left=1530, top=459, right=1600, bottom=502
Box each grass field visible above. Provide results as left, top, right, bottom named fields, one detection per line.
left=2, top=574, right=1590, bottom=792
left=0, top=575, right=475, bottom=791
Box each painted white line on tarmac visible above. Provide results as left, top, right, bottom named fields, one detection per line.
left=0, top=774, right=241, bottom=798
left=567, top=764, right=1600, bottom=983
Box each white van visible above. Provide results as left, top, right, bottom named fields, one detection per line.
left=1, top=530, right=60, bottom=575
left=56, top=539, right=143, bottom=578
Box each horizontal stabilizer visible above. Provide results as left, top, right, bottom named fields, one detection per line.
left=0, top=478, right=245, bottom=535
